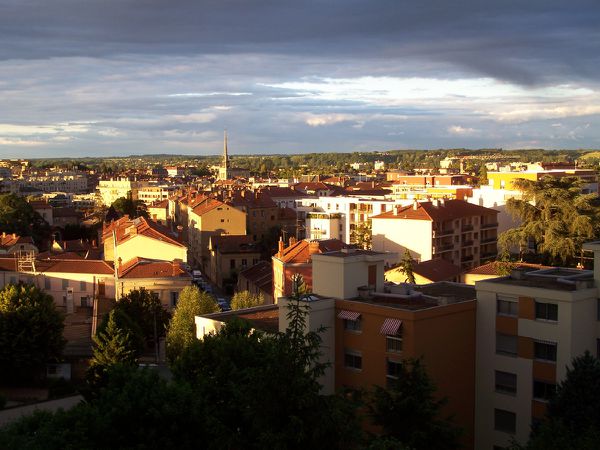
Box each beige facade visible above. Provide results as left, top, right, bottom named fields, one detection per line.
left=474, top=263, right=599, bottom=449
left=187, top=200, right=246, bottom=273
left=372, top=214, right=433, bottom=264
left=108, top=233, right=186, bottom=264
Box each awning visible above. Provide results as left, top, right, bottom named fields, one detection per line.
left=337, top=310, right=361, bottom=321
left=380, top=318, right=402, bottom=335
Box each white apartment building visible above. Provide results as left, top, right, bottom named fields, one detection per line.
left=296, top=196, right=412, bottom=244
left=137, top=185, right=179, bottom=205
left=474, top=247, right=600, bottom=450
left=97, top=178, right=149, bottom=206
left=18, top=172, right=88, bottom=194
left=305, top=212, right=343, bottom=241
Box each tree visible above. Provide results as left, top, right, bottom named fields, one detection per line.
left=499, top=176, right=600, bottom=265
left=166, top=286, right=219, bottom=361
left=172, top=275, right=362, bottom=449
left=352, top=219, right=372, bottom=249
left=0, top=284, right=65, bottom=382
left=230, top=290, right=264, bottom=310
left=478, top=164, right=488, bottom=186
left=521, top=352, right=600, bottom=450
left=115, top=288, right=170, bottom=347
left=397, top=249, right=416, bottom=284
left=0, top=193, right=50, bottom=244
left=369, top=358, right=462, bottom=450
left=86, top=311, right=137, bottom=396
left=111, top=192, right=148, bottom=219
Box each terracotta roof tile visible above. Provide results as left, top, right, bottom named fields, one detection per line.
left=372, top=199, right=498, bottom=222
left=118, top=257, right=189, bottom=279
left=277, top=238, right=348, bottom=264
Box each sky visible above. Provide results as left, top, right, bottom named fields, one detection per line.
left=1, top=0, right=600, bottom=157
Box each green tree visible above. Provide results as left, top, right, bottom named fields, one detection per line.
left=111, top=192, right=148, bottom=219
left=115, top=288, right=170, bottom=347
left=369, top=358, right=462, bottom=450
left=230, top=290, right=264, bottom=310
left=86, top=311, right=137, bottom=396
left=478, top=164, right=488, bottom=186
left=521, top=352, right=600, bottom=450
left=499, top=176, right=600, bottom=265
left=0, top=193, right=50, bottom=243
left=166, top=286, right=219, bottom=361
left=0, top=284, right=65, bottom=382
left=351, top=219, right=372, bottom=249
left=398, top=249, right=416, bottom=284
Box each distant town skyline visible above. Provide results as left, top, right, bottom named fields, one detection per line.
left=1, top=1, right=599, bottom=157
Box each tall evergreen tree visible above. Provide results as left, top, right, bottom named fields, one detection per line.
left=499, top=176, right=600, bottom=265
left=398, top=249, right=416, bottom=284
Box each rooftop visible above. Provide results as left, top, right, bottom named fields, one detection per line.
left=371, top=199, right=498, bottom=222
left=482, top=267, right=594, bottom=291
left=204, top=304, right=280, bottom=333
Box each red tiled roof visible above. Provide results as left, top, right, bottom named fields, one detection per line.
left=102, top=216, right=184, bottom=248
left=277, top=238, right=348, bottom=264
left=191, top=197, right=229, bottom=216
left=45, top=259, right=115, bottom=275
left=149, top=199, right=169, bottom=209
left=118, top=257, right=189, bottom=278
left=259, top=186, right=306, bottom=198
left=238, top=261, right=272, bottom=294
left=466, top=261, right=552, bottom=276
left=372, top=199, right=498, bottom=222
left=0, top=233, right=34, bottom=249
left=412, top=259, right=462, bottom=282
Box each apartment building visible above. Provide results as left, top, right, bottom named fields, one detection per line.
left=486, top=169, right=598, bottom=193
left=371, top=199, right=499, bottom=269
left=97, top=178, right=149, bottom=206
left=187, top=196, right=246, bottom=274
left=137, top=185, right=179, bottom=205
left=208, top=235, right=261, bottom=289
left=474, top=258, right=600, bottom=450
left=17, top=172, right=89, bottom=194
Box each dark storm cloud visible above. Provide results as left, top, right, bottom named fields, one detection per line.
left=1, top=0, right=599, bottom=85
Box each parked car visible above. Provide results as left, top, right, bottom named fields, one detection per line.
left=217, top=297, right=231, bottom=312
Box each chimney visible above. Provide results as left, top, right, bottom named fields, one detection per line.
left=393, top=205, right=399, bottom=216
left=12, top=233, right=16, bottom=239
left=2, top=232, right=5, bottom=238
left=290, top=236, right=297, bottom=246
left=413, top=200, right=418, bottom=210
left=172, top=259, right=182, bottom=276
left=278, top=237, right=285, bottom=256
left=308, top=240, right=320, bottom=256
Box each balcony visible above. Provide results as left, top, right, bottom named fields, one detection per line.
left=461, top=225, right=474, bottom=232
left=481, top=252, right=497, bottom=259
left=461, top=240, right=474, bottom=247
left=481, top=236, right=498, bottom=244
left=433, top=229, right=454, bottom=237
left=434, top=244, right=454, bottom=253
left=481, top=222, right=499, bottom=229
left=461, top=254, right=474, bottom=262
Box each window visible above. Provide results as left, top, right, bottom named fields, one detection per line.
left=386, top=359, right=402, bottom=387
left=170, top=291, right=179, bottom=308
left=344, top=350, right=362, bottom=370
left=495, top=371, right=517, bottom=395
left=534, top=341, right=557, bottom=362
left=44, top=277, right=51, bottom=290
left=535, top=301, right=558, bottom=322
left=230, top=259, right=236, bottom=270
left=386, top=335, right=403, bottom=353
left=497, top=296, right=518, bottom=316
left=220, top=219, right=225, bottom=223
left=496, top=333, right=518, bottom=356
left=80, top=281, right=87, bottom=292
left=62, top=279, right=69, bottom=289
left=533, top=380, right=556, bottom=402
left=241, top=259, right=247, bottom=267
left=344, top=318, right=361, bottom=332
left=494, top=408, right=516, bottom=434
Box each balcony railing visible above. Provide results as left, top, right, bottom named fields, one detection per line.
left=461, top=240, right=474, bottom=247
left=481, top=222, right=499, bottom=229
left=481, top=236, right=498, bottom=244
left=433, top=229, right=454, bottom=237
left=461, top=254, right=474, bottom=261
left=461, top=225, right=474, bottom=232
left=434, top=244, right=454, bottom=253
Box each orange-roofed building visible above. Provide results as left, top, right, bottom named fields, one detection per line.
left=0, top=232, right=38, bottom=255
left=102, top=216, right=187, bottom=263
left=372, top=199, right=499, bottom=271
left=271, top=237, right=348, bottom=301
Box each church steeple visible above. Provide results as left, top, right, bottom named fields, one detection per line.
left=223, top=130, right=229, bottom=169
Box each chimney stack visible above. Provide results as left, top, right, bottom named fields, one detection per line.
left=278, top=237, right=285, bottom=256
left=413, top=200, right=419, bottom=211
left=308, top=240, right=320, bottom=256
left=172, top=259, right=182, bottom=276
